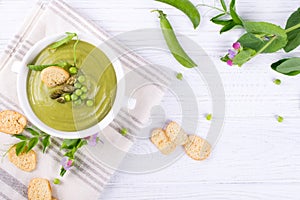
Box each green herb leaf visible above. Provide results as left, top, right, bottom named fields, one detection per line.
left=229, top=0, right=243, bottom=25
left=233, top=48, right=256, bottom=66
left=12, top=134, right=28, bottom=141
left=242, top=22, right=287, bottom=53
left=61, top=139, right=81, bottom=150
left=220, top=20, right=237, bottom=33
left=25, top=127, right=40, bottom=136
left=271, top=57, right=300, bottom=76
left=15, top=141, right=27, bottom=156
left=211, top=16, right=233, bottom=26
left=26, top=137, right=39, bottom=153
left=284, top=8, right=300, bottom=52
left=49, top=32, right=77, bottom=50
left=220, top=0, right=227, bottom=11
left=42, top=135, right=51, bottom=153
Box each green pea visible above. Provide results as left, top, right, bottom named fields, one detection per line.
left=75, top=89, right=83, bottom=96
left=71, top=94, right=78, bottom=101
left=86, top=100, right=94, bottom=107
left=74, top=82, right=82, bottom=89
left=80, top=93, right=88, bottom=100
left=273, top=79, right=281, bottom=85
left=78, top=75, right=86, bottom=83
left=81, top=86, right=88, bottom=93
left=74, top=99, right=82, bottom=105
left=53, top=178, right=61, bottom=185
left=277, top=115, right=284, bottom=123
left=64, top=94, right=71, bottom=102
left=69, top=67, right=78, bottom=75
left=206, top=114, right=212, bottom=121
left=120, top=128, right=128, bottom=136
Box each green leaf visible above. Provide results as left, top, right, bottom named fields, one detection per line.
left=61, top=139, right=80, bottom=150
left=12, top=134, right=28, bottom=141
left=242, top=21, right=287, bottom=53
left=211, top=13, right=228, bottom=25
left=221, top=0, right=227, bottom=11
left=15, top=141, right=27, bottom=156
left=271, top=57, right=300, bottom=76
left=42, top=135, right=51, bottom=153
left=229, top=0, right=243, bottom=25
left=233, top=48, right=256, bottom=66
left=25, top=127, right=40, bottom=136
left=76, top=139, right=87, bottom=149
left=284, top=8, right=300, bottom=52
left=220, top=20, right=236, bottom=33
left=26, top=137, right=39, bottom=153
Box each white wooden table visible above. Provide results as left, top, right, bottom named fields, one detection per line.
left=1, top=0, right=300, bottom=199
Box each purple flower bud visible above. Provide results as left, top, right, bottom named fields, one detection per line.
left=61, top=157, right=73, bottom=171
left=228, top=49, right=236, bottom=59
left=232, top=42, right=241, bottom=50
left=227, top=60, right=233, bottom=66
left=85, top=133, right=98, bottom=146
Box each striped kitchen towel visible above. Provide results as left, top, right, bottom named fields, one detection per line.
left=0, top=0, right=173, bottom=199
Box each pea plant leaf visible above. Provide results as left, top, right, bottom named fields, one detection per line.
left=210, top=0, right=243, bottom=33
left=15, top=141, right=27, bottom=156
left=42, top=135, right=51, bottom=153
left=229, top=0, right=243, bottom=25
left=284, top=8, right=300, bottom=52
left=241, top=21, right=287, bottom=53
left=233, top=48, right=256, bottom=66
left=25, top=127, right=40, bottom=136
left=271, top=57, right=300, bottom=76
left=12, top=134, right=28, bottom=141
left=26, top=137, right=39, bottom=153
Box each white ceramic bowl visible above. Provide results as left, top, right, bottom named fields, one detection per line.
left=14, top=33, right=125, bottom=139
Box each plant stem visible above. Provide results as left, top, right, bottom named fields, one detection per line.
left=285, top=23, right=300, bottom=33
left=255, top=36, right=277, bottom=55
left=196, top=4, right=228, bottom=14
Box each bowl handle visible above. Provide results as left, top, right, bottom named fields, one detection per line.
left=123, top=97, right=136, bottom=110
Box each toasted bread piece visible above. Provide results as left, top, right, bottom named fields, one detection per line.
left=28, top=178, right=52, bottom=200
left=41, top=66, right=70, bottom=87
left=8, top=146, right=37, bottom=172
left=165, top=121, right=188, bottom=145
left=151, top=128, right=176, bottom=155
left=184, top=135, right=211, bottom=161
left=0, top=110, right=27, bottom=135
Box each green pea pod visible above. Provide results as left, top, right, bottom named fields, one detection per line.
left=155, top=0, right=200, bottom=29
left=27, top=62, right=70, bottom=71
left=49, top=32, right=77, bottom=49
left=154, top=10, right=197, bottom=68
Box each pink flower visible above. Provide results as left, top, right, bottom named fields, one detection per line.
left=228, top=49, right=236, bottom=59
left=227, top=60, right=233, bottom=66
left=61, top=157, right=73, bottom=170
left=85, top=133, right=98, bottom=146
left=232, top=42, right=241, bottom=50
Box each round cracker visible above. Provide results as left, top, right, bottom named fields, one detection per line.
left=28, top=178, right=52, bottom=200
left=151, top=128, right=176, bottom=155
left=8, top=146, right=37, bottom=172
left=165, top=121, right=188, bottom=145
left=184, top=135, right=211, bottom=161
